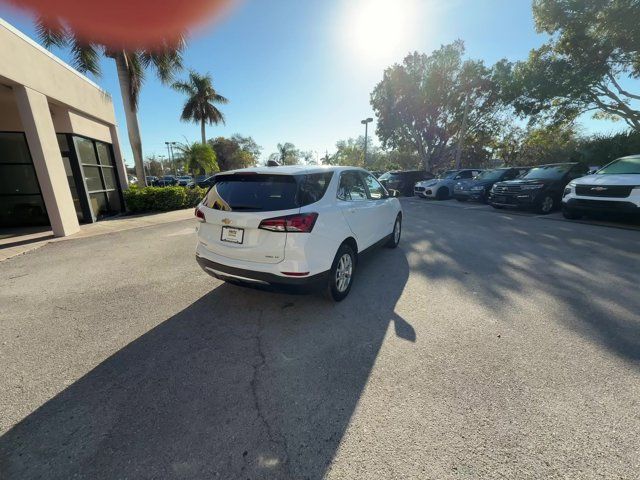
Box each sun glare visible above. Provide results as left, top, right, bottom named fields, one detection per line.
left=345, top=0, right=421, bottom=65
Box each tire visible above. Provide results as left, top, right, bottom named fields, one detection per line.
left=537, top=195, right=555, bottom=214
left=386, top=215, right=402, bottom=248
left=562, top=206, right=582, bottom=220
left=326, top=243, right=356, bottom=302
left=436, top=187, right=449, bottom=200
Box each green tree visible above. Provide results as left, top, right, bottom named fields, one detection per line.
left=270, top=142, right=300, bottom=165
left=177, top=142, right=219, bottom=178
left=231, top=134, right=262, bottom=159
left=300, top=150, right=315, bottom=164
left=144, top=156, right=163, bottom=177
left=172, top=70, right=229, bottom=144
left=209, top=135, right=261, bottom=171
left=332, top=136, right=374, bottom=167
left=500, top=0, right=640, bottom=130
left=491, top=122, right=580, bottom=166
left=36, top=18, right=184, bottom=188
left=371, top=41, right=504, bottom=172
left=575, top=130, right=640, bottom=166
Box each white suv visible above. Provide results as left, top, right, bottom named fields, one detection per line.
left=562, top=155, right=640, bottom=219
left=195, top=166, right=403, bottom=301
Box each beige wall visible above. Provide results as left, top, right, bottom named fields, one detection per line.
left=0, top=20, right=115, bottom=124
left=50, top=104, right=112, bottom=143
left=0, top=87, right=24, bottom=130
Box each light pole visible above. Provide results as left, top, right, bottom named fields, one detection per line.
left=170, top=141, right=178, bottom=175
left=165, top=141, right=172, bottom=174
left=361, top=117, right=373, bottom=167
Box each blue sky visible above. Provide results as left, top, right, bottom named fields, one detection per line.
left=0, top=0, right=627, bottom=165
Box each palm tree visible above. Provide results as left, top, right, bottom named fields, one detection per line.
left=277, top=142, right=300, bottom=165
left=35, top=18, right=184, bottom=187
left=177, top=142, right=219, bottom=179
left=172, top=71, right=228, bottom=145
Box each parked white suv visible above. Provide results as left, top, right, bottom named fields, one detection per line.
left=562, top=155, right=640, bottom=219
left=194, top=166, right=403, bottom=301
left=414, top=169, right=483, bottom=200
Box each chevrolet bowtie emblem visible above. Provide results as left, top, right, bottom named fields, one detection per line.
left=591, top=186, right=607, bottom=191
left=221, top=218, right=232, bottom=225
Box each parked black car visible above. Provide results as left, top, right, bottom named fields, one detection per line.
left=145, top=176, right=159, bottom=186
left=378, top=170, right=434, bottom=196
left=488, top=162, right=589, bottom=214
left=188, top=175, right=217, bottom=189
left=453, top=167, right=530, bottom=203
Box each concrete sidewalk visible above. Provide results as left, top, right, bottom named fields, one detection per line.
left=0, top=209, right=195, bottom=262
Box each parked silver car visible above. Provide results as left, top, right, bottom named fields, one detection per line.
left=414, top=169, right=483, bottom=200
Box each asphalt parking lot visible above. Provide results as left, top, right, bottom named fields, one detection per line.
left=1, top=199, right=639, bottom=479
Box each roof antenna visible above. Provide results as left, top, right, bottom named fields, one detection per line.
left=266, top=159, right=281, bottom=167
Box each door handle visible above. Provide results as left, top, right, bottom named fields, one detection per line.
left=348, top=208, right=356, bottom=213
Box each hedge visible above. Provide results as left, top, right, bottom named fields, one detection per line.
left=123, top=186, right=207, bottom=213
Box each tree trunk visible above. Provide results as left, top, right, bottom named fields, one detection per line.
left=113, top=52, right=146, bottom=188
left=201, top=120, right=206, bottom=145
left=454, top=93, right=470, bottom=169
left=422, top=150, right=432, bottom=173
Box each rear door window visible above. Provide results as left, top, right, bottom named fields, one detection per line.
left=338, top=171, right=368, bottom=201
left=362, top=173, right=386, bottom=199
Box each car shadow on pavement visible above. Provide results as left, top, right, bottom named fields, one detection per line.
left=406, top=205, right=640, bottom=363
left=0, top=247, right=413, bottom=479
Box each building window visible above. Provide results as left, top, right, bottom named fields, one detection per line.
left=72, top=136, right=122, bottom=218
left=0, top=132, right=48, bottom=227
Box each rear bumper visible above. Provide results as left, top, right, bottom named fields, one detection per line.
left=196, top=255, right=329, bottom=292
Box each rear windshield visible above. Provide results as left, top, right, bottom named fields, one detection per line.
left=203, top=172, right=334, bottom=212
left=521, top=164, right=573, bottom=180
left=475, top=169, right=506, bottom=181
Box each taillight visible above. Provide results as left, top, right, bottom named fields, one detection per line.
left=259, top=212, right=318, bottom=233
left=195, top=206, right=205, bottom=222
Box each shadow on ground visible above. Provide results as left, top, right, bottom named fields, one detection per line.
left=0, top=244, right=412, bottom=479
left=405, top=200, right=640, bottom=363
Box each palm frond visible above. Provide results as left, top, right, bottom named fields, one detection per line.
left=35, top=16, right=68, bottom=48
left=172, top=81, right=195, bottom=96
left=70, top=41, right=102, bottom=76
left=181, top=98, right=200, bottom=122
left=203, top=104, right=226, bottom=125
left=141, top=35, right=185, bottom=84
left=212, top=93, right=229, bottom=104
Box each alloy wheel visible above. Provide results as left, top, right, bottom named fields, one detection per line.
left=335, top=253, right=353, bottom=293
left=541, top=196, right=554, bottom=213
